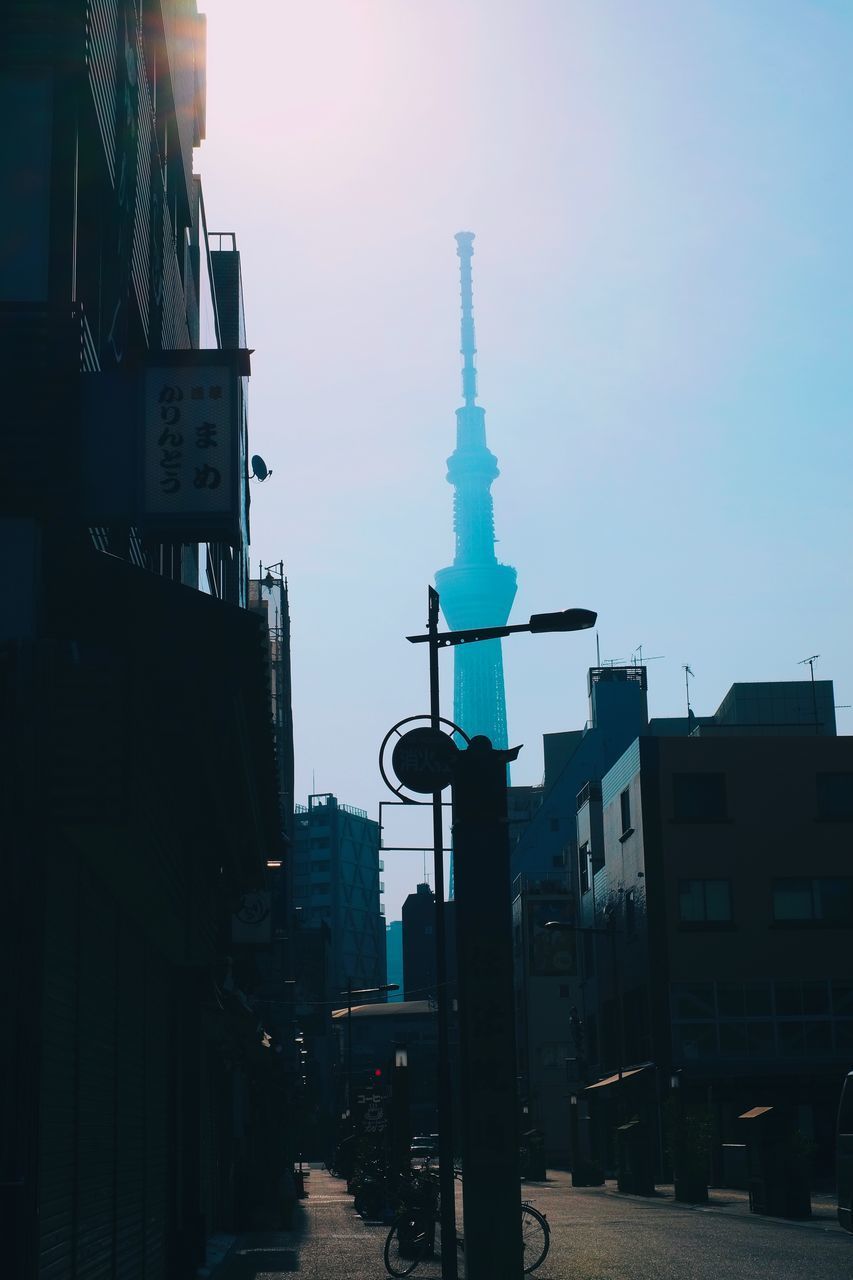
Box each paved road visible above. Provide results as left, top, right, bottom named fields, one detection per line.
left=526, top=1172, right=848, bottom=1280
left=211, top=1165, right=850, bottom=1280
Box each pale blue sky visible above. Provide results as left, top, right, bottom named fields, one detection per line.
left=199, top=0, right=853, bottom=920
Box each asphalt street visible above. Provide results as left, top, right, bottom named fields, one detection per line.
left=209, top=1165, right=850, bottom=1280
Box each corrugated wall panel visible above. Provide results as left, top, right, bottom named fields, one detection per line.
left=161, top=195, right=190, bottom=349
left=161, top=0, right=198, bottom=213
left=601, top=738, right=641, bottom=809
left=38, top=852, right=80, bottom=1280
left=75, top=869, right=117, bottom=1280
left=131, top=28, right=152, bottom=341
left=85, top=0, right=118, bottom=186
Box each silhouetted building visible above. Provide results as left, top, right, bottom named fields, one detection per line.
left=331, top=1000, right=442, bottom=1136
left=513, top=668, right=852, bottom=1179
left=293, top=793, right=387, bottom=996
left=0, top=5, right=288, bottom=1275
left=571, top=726, right=853, bottom=1182
left=402, top=883, right=437, bottom=1000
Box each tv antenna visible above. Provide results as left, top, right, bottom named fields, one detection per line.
left=682, top=664, right=694, bottom=719
left=632, top=644, right=665, bottom=665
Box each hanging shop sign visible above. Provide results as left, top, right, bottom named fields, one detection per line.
left=231, top=891, right=272, bottom=945
left=141, top=350, right=250, bottom=543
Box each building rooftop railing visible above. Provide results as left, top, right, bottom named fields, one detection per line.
left=512, top=872, right=574, bottom=900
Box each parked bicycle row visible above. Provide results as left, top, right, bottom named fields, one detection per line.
left=326, top=1141, right=550, bottom=1276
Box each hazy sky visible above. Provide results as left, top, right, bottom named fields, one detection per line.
left=198, top=0, right=853, bottom=922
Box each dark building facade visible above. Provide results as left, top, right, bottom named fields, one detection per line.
left=1, top=6, right=290, bottom=1278
left=402, top=882, right=437, bottom=1001
left=511, top=670, right=850, bottom=1178
left=572, top=730, right=853, bottom=1181
left=293, top=793, right=387, bottom=997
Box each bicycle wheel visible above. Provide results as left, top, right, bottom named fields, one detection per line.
left=520, top=1203, right=550, bottom=1274
left=384, top=1212, right=431, bottom=1277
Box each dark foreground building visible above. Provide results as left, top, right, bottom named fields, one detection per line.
left=1, top=6, right=291, bottom=1277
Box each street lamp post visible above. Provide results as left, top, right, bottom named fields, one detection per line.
left=408, top=590, right=596, bottom=1280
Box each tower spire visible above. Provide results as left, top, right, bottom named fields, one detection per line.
left=435, top=232, right=517, bottom=754
left=456, top=231, right=478, bottom=408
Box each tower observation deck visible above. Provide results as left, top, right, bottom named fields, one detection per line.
left=435, top=232, right=517, bottom=752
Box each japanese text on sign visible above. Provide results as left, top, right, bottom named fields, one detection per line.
left=144, top=368, right=232, bottom=517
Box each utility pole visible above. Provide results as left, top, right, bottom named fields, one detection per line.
left=452, top=736, right=523, bottom=1280
left=427, top=586, right=459, bottom=1280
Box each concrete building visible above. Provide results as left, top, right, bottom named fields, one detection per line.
left=293, top=794, right=387, bottom=997
left=0, top=5, right=290, bottom=1274
left=571, top=728, right=853, bottom=1182
left=331, top=1000, right=442, bottom=1137
left=512, top=671, right=849, bottom=1176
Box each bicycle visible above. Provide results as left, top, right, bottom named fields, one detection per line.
left=383, top=1191, right=550, bottom=1276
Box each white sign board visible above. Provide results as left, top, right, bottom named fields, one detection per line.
left=143, top=365, right=234, bottom=518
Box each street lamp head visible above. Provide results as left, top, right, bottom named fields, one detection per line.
left=528, top=608, right=597, bottom=634
left=543, top=919, right=569, bottom=931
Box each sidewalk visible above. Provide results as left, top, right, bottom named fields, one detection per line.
left=525, top=1169, right=842, bottom=1234
left=208, top=1165, right=389, bottom=1279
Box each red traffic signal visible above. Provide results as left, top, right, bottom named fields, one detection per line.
left=373, top=1068, right=383, bottom=1079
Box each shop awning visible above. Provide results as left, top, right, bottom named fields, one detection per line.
left=584, top=1064, right=652, bottom=1092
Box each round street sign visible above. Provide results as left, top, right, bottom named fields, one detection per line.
left=391, top=726, right=459, bottom=793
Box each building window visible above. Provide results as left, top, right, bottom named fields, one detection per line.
left=672, top=772, right=728, bottom=822
left=620, top=788, right=631, bottom=834
left=772, top=878, right=853, bottom=924
left=549, top=817, right=560, bottom=832
left=678, top=879, right=732, bottom=924
left=816, top=772, right=853, bottom=821
left=559, top=984, right=571, bottom=998
left=579, top=842, right=590, bottom=895
left=311, top=860, right=330, bottom=872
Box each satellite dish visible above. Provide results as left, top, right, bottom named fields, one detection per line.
left=250, top=454, right=271, bottom=481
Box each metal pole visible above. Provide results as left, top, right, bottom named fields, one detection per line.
left=347, top=978, right=353, bottom=1119
left=428, top=586, right=458, bottom=1280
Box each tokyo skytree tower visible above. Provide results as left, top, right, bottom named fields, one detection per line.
left=435, top=232, right=517, bottom=752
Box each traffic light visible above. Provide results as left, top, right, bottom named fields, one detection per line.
left=373, top=1067, right=383, bottom=1080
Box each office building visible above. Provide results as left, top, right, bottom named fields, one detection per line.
left=293, top=793, right=387, bottom=996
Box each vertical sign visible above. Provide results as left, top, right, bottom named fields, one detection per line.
left=142, top=363, right=235, bottom=525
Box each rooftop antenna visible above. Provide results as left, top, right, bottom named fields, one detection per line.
left=683, top=664, right=694, bottom=720
left=596, top=632, right=601, bottom=666
left=632, top=644, right=665, bottom=666
left=798, top=654, right=820, bottom=732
